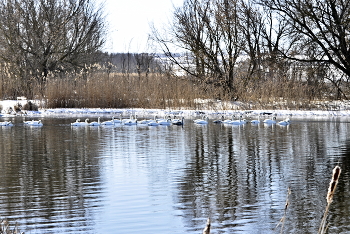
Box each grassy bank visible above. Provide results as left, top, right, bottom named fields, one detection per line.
left=42, top=71, right=346, bottom=110
left=0, top=67, right=347, bottom=110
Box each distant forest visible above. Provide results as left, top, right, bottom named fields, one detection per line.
left=0, top=0, right=349, bottom=109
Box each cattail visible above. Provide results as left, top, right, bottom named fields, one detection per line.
left=276, top=187, right=291, bottom=233
left=326, top=166, right=341, bottom=204
left=318, top=165, right=341, bottom=234
left=202, top=218, right=210, bottom=234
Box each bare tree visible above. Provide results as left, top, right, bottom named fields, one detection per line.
left=151, top=0, right=247, bottom=100
left=0, top=0, right=106, bottom=97
left=134, top=53, right=155, bottom=78
left=257, top=0, right=350, bottom=99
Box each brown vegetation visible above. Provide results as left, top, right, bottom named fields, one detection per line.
left=42, top=69, right=343, bottom=110
left=0, top=219, right=22, bottom=234
left=44, top=72, right=209, bottom=109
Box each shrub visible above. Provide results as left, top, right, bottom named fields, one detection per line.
left=22, top=101, right=39, bottom=111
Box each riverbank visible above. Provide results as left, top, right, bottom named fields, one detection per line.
left=1, top=99, right=350, bottom=119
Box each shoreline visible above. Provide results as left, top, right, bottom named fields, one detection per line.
left=1, top=99, right=350, bottom=118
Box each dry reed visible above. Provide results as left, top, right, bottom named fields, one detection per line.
left=276, top=187, right=291, bottom=234
left=318, top=165, right=341, bottom=234
left=45, top=72, right=209, bottom=109
left=202, top=218, right=210, bottom=234
left=0, top=60, right=345, bottom=110
left=0, top=219, right=23, bottom=234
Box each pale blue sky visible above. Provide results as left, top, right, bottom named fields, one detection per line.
left=101, top=0, right=183, bottom=53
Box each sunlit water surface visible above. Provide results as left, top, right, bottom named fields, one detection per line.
left=0, top=116, right=350, bottom=233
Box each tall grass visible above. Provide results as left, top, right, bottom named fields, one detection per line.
left=43, top=70, right=339, bottom=110
left=45, top=72, right=210, bottom=109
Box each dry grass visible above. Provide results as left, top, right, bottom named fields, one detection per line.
left=0, top=61, right=346, bottom=110
left=45, top=72, right=209, bottom=109
left=43, top=70, right=341, bottom=110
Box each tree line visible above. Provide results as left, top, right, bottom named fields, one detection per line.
left=0, top=0, right=349, bottom=103
left=151, top=0, right=350, bottom=101
left=0, top=0, right=105, bottom=98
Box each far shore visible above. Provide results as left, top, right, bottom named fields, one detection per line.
left=1, top=99, right=350, bottom=119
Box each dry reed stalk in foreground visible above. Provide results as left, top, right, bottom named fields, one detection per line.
left=276, top=187, right=291, bottom=234
left=318, top=165, right=341, bottom=234
left=0, top=219, right=23, bottom=234
left=202, top=218, right=210, bottom=234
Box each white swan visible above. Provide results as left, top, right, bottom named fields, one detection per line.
left=213, top=115, right=224, bottom=124
left=155, top=115, right=170, bottom=123
left=123, top=115, right=137, bottom=125
left=0, top=121, right=13, bottom=126
left=223, top=115, right=235, bottom=124
left=250, top=115, right=260, bottom=124
left=194, top=115, right=209, bottom=124
left=148, top=120, right=159, bottom=126
left=263, top=116, right=277, bottom=124
left=71, top=118, right=89, bottom=126
left=172, top=117, right=184, bottom=125
left=71, top=119, right=81, bottom=126
left=139, top=116, right=157, bottom=125
left=231, top=116, right=247, bottom=125
left=24, top=120, right=43, bottom=126
left=278, top=118, right=290, bottom=125
left=101, top=117, right=115, bottom=125
left=158, top=118, right=172, bottom=125
left=89, top=117, right=101, bottom=126
left=113, top=115, right=123, bottom=124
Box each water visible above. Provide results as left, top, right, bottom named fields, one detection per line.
left=0, top=116, right=349, bottom=233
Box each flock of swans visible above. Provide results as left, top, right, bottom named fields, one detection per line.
left=0, top=114, right=290, bottom=127
left=0, top=119, right=43, bottom=126
left=194, top=115, right=291, bottom=126
left=70, top=116, right=185, bottom=127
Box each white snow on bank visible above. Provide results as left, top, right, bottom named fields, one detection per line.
left=1, top=99, right=350, bottom=119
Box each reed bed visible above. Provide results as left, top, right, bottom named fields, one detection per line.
left=45, top=72, right=210, bottom=109
left=42, top=71, right=342, bottom=110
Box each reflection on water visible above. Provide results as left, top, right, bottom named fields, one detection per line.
left=0, top=117, right=349, bottom=233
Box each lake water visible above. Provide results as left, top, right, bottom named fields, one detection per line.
left=0, top=115, right=349, bottom=233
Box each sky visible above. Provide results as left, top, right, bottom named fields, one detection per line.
left=101, top=0, right=184, bottom=53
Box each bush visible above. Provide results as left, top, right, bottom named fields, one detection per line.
left=22, top=101, right=38, bottom=111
